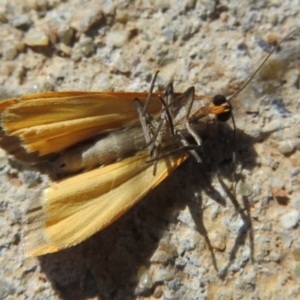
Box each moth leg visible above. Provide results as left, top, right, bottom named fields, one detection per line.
left=134, top=77, right=163, bottom=175
left=142, top=71, right=160, bottom=115
left=135, top=73, right=178, bottom=175
left=136, top=73, right=204, bottom=170
left=163, top=86, right=203, bottom=162
left=163, top=82, right=175, bottom=121
left=145, top=144, right=202, bottom=163
left=162, top=85, right=204, bottom=146
left=135, top=97, right=172, bottom=175
left=176, top=131, right=202, bottom=163
left=153, top=82, right=203, bottom=163
left=135, top=99, right=156, bottom=151
left=175, top=87, right=204, bottom=146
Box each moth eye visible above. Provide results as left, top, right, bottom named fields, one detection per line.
left=216, top=109, right=231, bottom=122
left=212, top=94, right=227, bottom=106
left=212, top=94, right=231, bottom=122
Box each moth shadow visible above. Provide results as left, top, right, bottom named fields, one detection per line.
left=184, top=122, right=263, bottom=278
left=35, top=121, right=267, bottom=299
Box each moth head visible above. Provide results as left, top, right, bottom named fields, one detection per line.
left=212, top=94, right=231, bottom=122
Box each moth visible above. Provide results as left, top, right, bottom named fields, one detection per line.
left=0, top=80, right=229, bottom=256
left=1, top=27, right=297, bottom=257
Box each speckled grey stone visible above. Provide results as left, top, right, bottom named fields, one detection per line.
left=1, top=1, right=300, bottom=300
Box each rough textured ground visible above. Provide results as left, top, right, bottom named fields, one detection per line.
left=0, top=0, right=300, bottom=299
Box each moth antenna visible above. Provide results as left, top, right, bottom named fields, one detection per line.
left=227, top=27, right=300, bottom=103
left=226, top=27, right=300, bottom=192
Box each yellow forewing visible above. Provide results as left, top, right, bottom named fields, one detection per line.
left=24, top=151, right=187, bottom=256
left=0, top=92, right=162, bottom=155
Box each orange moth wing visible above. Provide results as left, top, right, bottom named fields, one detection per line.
left=23, top=151, right=187, bottom=256
left=0, top=92, right=162, bottom=155
left=0, top=91, right=190, bottom=256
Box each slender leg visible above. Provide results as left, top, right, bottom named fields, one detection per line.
left=135, top=73, right=206, bottom=170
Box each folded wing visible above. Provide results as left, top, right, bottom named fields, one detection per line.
left=0, top=92, right=161, bottom=155
left=23, top=151, right=187, bottom=256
